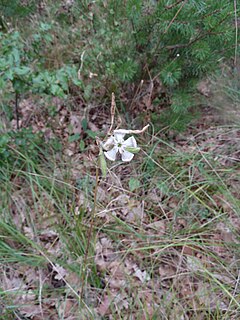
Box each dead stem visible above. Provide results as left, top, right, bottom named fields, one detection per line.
left=107, top=92, right=116, bottom=136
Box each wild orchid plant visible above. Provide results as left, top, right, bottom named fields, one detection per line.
left=97, top=93, right=149, bottom=177
left=80, top=93, right=149, bottom=299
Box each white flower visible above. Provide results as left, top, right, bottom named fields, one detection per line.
left=103, top=130, right=137, bottom=162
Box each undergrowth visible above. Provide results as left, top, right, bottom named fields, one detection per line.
left=0, top=1, right=239, bottom=319
left=0, top=0, right=239, bottom=130
left=0, top=120, right=239, bottom=319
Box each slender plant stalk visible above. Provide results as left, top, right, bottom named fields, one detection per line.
left=80, top=165, right=99, bottom=299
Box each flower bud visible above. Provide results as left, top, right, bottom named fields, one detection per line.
left=124, top=146, right=141, bottom=154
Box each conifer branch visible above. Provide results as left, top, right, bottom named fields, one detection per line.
left=163, top=0, right=188, bottom=34
left=165, top=0, right=186, bottom=10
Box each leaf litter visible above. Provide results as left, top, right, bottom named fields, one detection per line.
left=1, top=95, right=240, bottom=318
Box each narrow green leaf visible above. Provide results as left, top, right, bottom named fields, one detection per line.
left=86, top=130, right=97, bottom=139
left=99, top=148, right=107, bottom=178
left=81, top=118, right=88, bottom=131
left=68, top=133, right=80, bottom=142
left=79, top=140, right=85, bottom=151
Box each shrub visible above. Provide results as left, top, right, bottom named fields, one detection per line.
left=69, top=0, right=238, bottom=128
left=0, top=0, right=238, bottom=130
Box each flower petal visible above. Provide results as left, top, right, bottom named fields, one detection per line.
left=123, top=136, right=137, bottom=148
left=121, top=149, right=134, bottom=162
left=103, top=135, right=115, bottom=150
left=114, top=131, right=125, bottom=142
left=104, top=146, right=118, bottom=161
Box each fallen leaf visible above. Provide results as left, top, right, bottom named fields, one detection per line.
left=70, top=114, right=83, bottom=134
left=53, top=264, right=67, bottom=280
left=146, top=220, right=166, bottom=235
left=133, top=269, right=150, bottom=283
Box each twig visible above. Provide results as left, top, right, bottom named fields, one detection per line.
left=107, top=92, right=116, bottom=135
left=114, top=124, right=150, bottom=135
left=163, top=0, right=188, bottom=34
left=165, top=0, right=185, bottom=10
left=129, top=80, right=144, bottom=110
left=77, top=51, right=85, bottom=80
left=153, top=0, right=188, bottom=55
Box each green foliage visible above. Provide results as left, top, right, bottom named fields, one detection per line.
left=67, top=0, right=237, bottom=128
left=129, top=177, right=141, bottom=191
left=160, top=61, right=182, bottom=87
left=0, top=0, right=36, bottom=19
left=171, top=91, right=193, bottom=113
left=0, top=0, right=238, bottom=131
left=83, top=0, right=235, bottom=79
left=0, top=128, right=45, bottom=171
left=0, top=26, right=82, bottom=164
left=0, top=30, right=82, bottom=96
left=0, top=133, right=11, bottom=162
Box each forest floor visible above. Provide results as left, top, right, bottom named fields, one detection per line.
left=1, top=88, right=240, bottom=320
